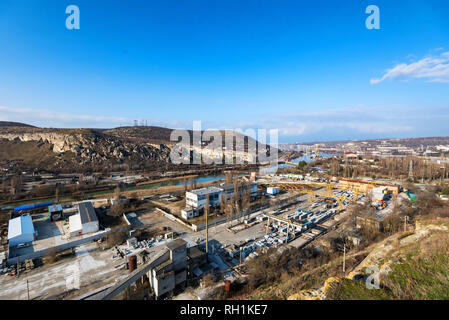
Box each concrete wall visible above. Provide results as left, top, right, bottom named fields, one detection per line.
left=154, top=271, right=175, bottom=297
left=83, top=221, right=99, bottom=234
left=8, top=233, right=35, bottom=248
left=175, top=269, right=187, bottom=286
left=170, top=244, right=187, bottom=272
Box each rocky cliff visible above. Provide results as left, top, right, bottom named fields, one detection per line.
left=0, top=127, right=171, bottom=167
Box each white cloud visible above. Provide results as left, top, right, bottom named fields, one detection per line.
left=0, top=105, right=189, bottom=129
left=370, top=51, right=449, bottom=84
left=217, top=104, right=420, bottom=138
left=0, top=106, right=130, bottom=127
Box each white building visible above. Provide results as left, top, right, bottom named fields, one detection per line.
left=8, top=216, right=35, bottom=247
left=220, top=183, right=258, bottom=201
left=371, top=187, right=388, bottom=202
left=185, top=186, right=223, bottom=209
left=181, top=207, right=200, bottom=220
left=69, top=202, right=99, bottom=237
left=182, top=183, right=258, bottom=219
left=267, top=187, right=280, bottom=195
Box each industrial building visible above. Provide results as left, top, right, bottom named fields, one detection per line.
left=185, top=186, right=223, bottom=210
left=338, top=178, right=400, bottom=195
left=148, top=239, right=187, bottom=297
left=220, top=182, right=258, bottom=201
left=267, top=187, right=280, bottom=196
left=69, top=202, right=99, bottom=237
left=8, top=216, right=35, bottom=247
left=182, top=183, right=258, bottom=219
left=48, top=204, right=63, bottom=221
left=88, top=238, right=207, bottom=300
left=370, top=187, right=388, bottom=202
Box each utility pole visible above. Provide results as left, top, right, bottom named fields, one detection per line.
left=403, top=215, right=409, bottom=232
left=205, top=195, right=209, bottom=263
left=239, top=247, right=242, bottom=266
left=26, top=279, right=30, bottom=300
left=342, top=244, right=346, bottom=277
left=409, top=160, right=414, bottom=180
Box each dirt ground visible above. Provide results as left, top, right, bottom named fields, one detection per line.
left=0, top=242, right=127, bottom=300
left=137, top=209, right=191, bottom=237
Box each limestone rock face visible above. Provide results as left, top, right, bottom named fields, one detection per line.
left=0, top=127, right=172, bottom=165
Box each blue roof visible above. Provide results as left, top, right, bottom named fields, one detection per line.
left=8, top=216, right=35, bottom=240
left=14, top=202, right=52, bottom=212
left=48, top=204, right=63, bottom=213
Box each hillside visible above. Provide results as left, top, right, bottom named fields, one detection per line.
left=103, top=126, right=179, bottom=145
left=0, top=126, right=172, bottom=172
left=0, top=121, right=35, bottom=128
left=0, top=124, right=274, bottom=173
left=325, top=219, right=449, bottom=300
left=104, top=126, right=267, bottom=151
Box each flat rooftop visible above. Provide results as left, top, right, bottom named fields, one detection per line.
left=48, top=204, right=63, bottom=213
left=166, top=238, right=187, bottom=251
left=188, top=186, right=223, bottom=196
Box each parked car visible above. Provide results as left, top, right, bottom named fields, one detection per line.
left=17, top=243, right=30, bottom=249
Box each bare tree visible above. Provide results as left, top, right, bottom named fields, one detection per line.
left=10, top=175, right=22, bottom=196
left=114, top=185, right=121, bottom=201
left=55, top=185, right=60, bottom=203
left=241, top=182, right=251, bottom=219
left=204, top=195, right=210, bottom=260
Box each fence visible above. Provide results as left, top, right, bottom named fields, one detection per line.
left=154, top=207, right=194, bottom=230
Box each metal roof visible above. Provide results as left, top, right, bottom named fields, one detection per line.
left=8, top=216, right=35, bottom=240
left=78, top=202, right=98, bottom=224
left=48, top=204, right=63, bottom=213
left=14, top=202, right=52, bottom=212
left=69, top=214, right=83, bottom=233
left=189, top=186, right=223, bottom=196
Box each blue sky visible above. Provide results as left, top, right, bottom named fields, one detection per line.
left=0, top=0, right=449, bottom=143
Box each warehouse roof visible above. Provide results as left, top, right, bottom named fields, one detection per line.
left=69, top=214, right=82, bottom=234
left=48, top=204, right=63, bottom=213
left=8, top=216, right=35, bottom=240
left=78, top=202, right=98, bottom=224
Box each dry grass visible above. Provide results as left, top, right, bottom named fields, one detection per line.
left=327, top=229, right=449, bottom=300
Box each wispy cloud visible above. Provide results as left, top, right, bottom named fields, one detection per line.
left=0, top=106, right=131, bottom=127
left=371, top=51, right=449, bottom=84
left=219, top=104, right=449, bottom=142
left=0, top=106, right=190, bottom=129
